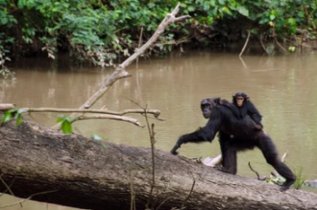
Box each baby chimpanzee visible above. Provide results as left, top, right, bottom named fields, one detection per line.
left=232, top=92, right=263, bottom=130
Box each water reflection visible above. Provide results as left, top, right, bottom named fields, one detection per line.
left=1, top=51, right=317, bottom=209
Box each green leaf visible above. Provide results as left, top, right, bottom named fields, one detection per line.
left=269, top=14, right=276, bottom=21
left=61, top=120, right=73, bottom=134
left=57, top=115, right=73, bottom=134
left=237, top=6, right=249, bottom=17
left=187, top=5, right=195, bottom=12
left=218, top=0, right=225, bottom=5
left=1, top=111, right=13, bottom=124
left=15, top=114, right=23, bottom=126
left=287, top=18, right=296, bottom=27
left=56, top=116, right=65, bottom=123
left=1, top=108, right=19, bottom=124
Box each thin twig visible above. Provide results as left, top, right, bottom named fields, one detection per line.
left=129, top=170, right=136, bottom=210
left=248, top=162, right=266, bottom=181
left=72, top=114, right=143, bottom=127
left=180, top=178, right=196, bottom=209
left=0, top=174, right=22, bottom=208
left=144, top=105, right=156, bottom=209
left=281, top=152, right=287, bottom=162
left=129, top=99, right=157, bottom=209
left=0, top=190, right=57, bottom=208
left=239, top=30, right=251, bottom=58
left=274, top=37, right=287, bottom=53
left=259, top=34, right=269, bottom=55
left=136, top=26, right=144, bottom=66
left=156, top=197, right=172, bottom=210
left=0, top=175, right=14, bottom=197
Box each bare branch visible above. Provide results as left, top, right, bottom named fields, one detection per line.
left=174, top=15, right=191, bottom=22
left=73, top=114, right=142, bottom=127
left=117, top=3, right=189, bottom=70
left=259, top=34, right=269, bottom=55
left=80, top=70, right=130, bottom=110
left=274, top=37, right=287, bottom=53
left=50, top=3, right=188, bottom=130
left=239, top=30, right=251, bottom=58
left=0, top=104, right=15, bottom=111
left=79, top=3, right=190, bottom=110
left=24, top=107, right=160, bottom=118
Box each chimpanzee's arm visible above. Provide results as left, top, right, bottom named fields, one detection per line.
left=171, top=116, right=220, bottom=155
left=246, top=100, right=262, bottom=125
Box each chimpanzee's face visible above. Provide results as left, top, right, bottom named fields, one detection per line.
left=235, top=97, right=245, bottom=107
left=200, top=98, right=217, bottom=119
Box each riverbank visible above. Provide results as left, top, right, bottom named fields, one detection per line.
left=1, top=1, right=317, bottom=72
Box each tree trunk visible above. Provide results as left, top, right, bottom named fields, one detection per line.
left=0, top=121, right=316, bottom=210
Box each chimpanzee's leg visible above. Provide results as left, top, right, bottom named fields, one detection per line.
left=219, top=138, right=237, bottom=174
left=256, top=133, right=296, bottom=191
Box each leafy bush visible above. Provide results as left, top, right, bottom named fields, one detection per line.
left=0, top=0, right=316, bottom=69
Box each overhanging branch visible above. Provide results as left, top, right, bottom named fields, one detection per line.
left=79, top=3, right=190, bottom=111
left=24, top=107, right=160, bottom=118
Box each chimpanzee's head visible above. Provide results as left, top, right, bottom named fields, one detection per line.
left=200, top=97, right=221, bottom=119
left=232, top=92, right=249, bottom=107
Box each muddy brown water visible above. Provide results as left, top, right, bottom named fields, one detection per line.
left=1, top=51, right=317, bottom=209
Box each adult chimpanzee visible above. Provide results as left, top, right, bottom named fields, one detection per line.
left=170, top=97, right=296, bottom=191
left=232, top=92, right=263, bottom=130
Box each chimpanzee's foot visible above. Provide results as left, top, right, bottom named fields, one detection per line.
left=280, top=179, right=295, bottom=192
left=216, top=166, right=236, bottom=174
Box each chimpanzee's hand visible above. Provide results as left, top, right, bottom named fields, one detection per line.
left=170, top=144, right=180, bottom=155
left=170, top=136, right=187, bottom=155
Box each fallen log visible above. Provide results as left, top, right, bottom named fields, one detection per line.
left=0, top=121, right=317, bottom=210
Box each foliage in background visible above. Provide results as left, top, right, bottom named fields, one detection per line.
left=0, top=0, right=317, bottom=71
left=1, top=108, right=26, bottom=126
left=0, top=49, right=14, bottom=79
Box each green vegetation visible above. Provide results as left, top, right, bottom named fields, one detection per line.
left=293, top=168, right=305, bottom=190
left=0, top=107, right=74, bottom=135
left=1, top=108, right=26, bottom=126
left=0, top=0, right=317, bottom=71
left=57, top=115, right=73, bottom=134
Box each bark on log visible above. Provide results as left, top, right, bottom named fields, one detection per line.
left=0, top=121, right=317, bottom=210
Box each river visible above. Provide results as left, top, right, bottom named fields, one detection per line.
left=1, top=51, right=317, bottom=209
